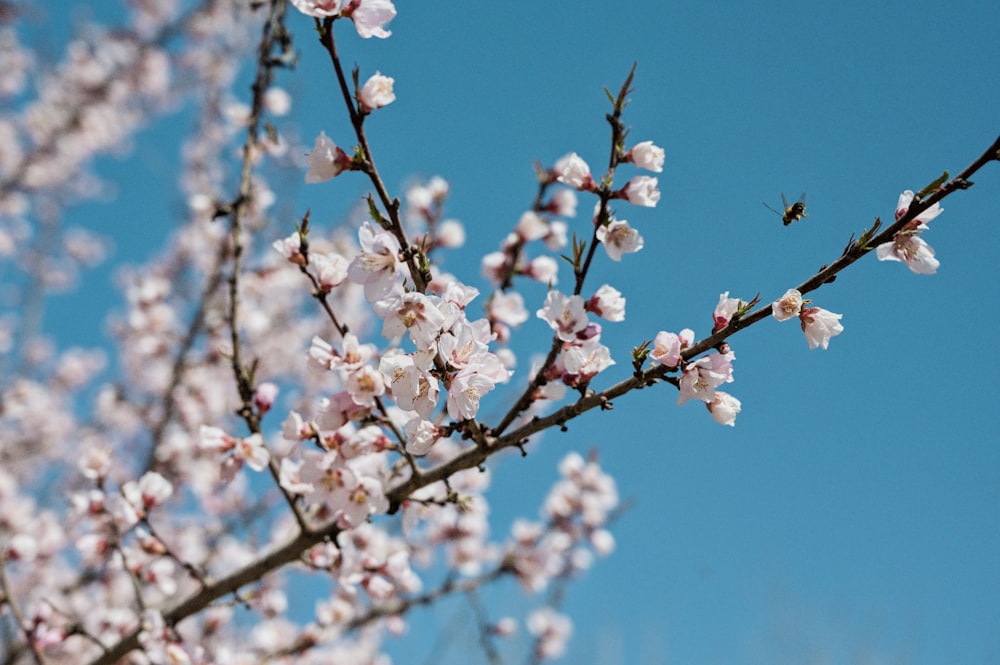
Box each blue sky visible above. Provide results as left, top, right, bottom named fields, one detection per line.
left=28, top=0, right=1000, bottom=663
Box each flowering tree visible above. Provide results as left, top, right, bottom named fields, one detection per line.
left=1, top=1, right=997, bottom=664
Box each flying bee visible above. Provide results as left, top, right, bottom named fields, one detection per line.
left=764, top=192, right=808, bottom=226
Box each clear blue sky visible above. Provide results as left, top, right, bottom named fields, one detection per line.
left=38, top=0, right=1000, bottom=663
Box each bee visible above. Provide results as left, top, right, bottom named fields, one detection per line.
left=764, top=192, right=808, bottom=226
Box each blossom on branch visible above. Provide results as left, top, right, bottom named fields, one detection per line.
left=620, top=175, right=660, bottom=207
left=627, top=140, right=665, bottom=172
left=707, top=391, right=741, bottom=426
left=712, top=291, right=741, bottom=332
left=359, top=71, right=396, bottom=111
left=876, top=233, right=939, bottom=274
left=348, top=221, right=404, bottom=301
left=537, top=290, right=589, bottom=342
left=587, top=284, right=626, bottom=322
left=799, top=306, right=844, bottom=350
left=304, top=131, right=353, bottom=183
left=677, top=349, right=734, bottom=406
left=771, top=288, right=804, bottom=321
left=650, top=328, right=693, bottom=368
left=595, top=218, right=644, bottom=261
left=876, top=189, right=943, bottom=274
left=290, top=0, right=397, bottom=39
left=553, top=152, right=596, bottom=191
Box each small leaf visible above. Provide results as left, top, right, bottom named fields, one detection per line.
left=915, top=170, right=949, bottom=200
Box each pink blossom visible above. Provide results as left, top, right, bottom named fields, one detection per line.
left=525, top=255, right=559, bottom=285
left=123, top=471, right=173, bottom=514
left=488, top=290, right=529, bottom=328
left=627, top=140, right=665, bottom=172
left=595, top=218, right=644, bottom=261
left=561, top=339, right=615, bottom=386
left=515, top=211, right=548, bottom=242
left=273, top=231, right=306, bottom=265
left=799, top=306, right=844, bottom=350
left=553, top=152, right=595, bottom=191
left=438, top=320, right=490, bottom=369
left=290, top=0, right=342, bottom=18
left=359, top=71, right=395, bottom=111
left=311, top=251, right=350, bottom=290
left=876, top=233, right=939, bottom=274
left=374, top=292, right=447, bottom=349
left=621, top=175, right=660, bottom=207
left=403, top=417, right=441, bottom=455
left=492, top=617, right=518, bottom=637
left=342, top=0, right=397, bottom=39
left=446, top=368, right=496, bottom=421
left=546, top=188, right=578, bottom=217
left=712, top=291, right=741, bottom=332
left=264, top=87, right=292, bottom=116
left=527, top=607, right=573, bottom=660
left=587, top=284, right=625, bottom=322
left=435, top=219, right=466, bottom=248
left=317, top=391, right=373, bottom=430
left=707, top=391, right=741, bottom=426
left=536, top=290, right=588, bottom=342
left=650, top=328, right=694, bottom=367
left=304, top=131, right=352, bottom=183
left=771, top=288, right=803, bottom=321
left=895, top=189, right=943, bottom=227
left=254, top=382, right=279, bottom=414
left=279, top=458, right=314, bottom=495
left=677, top=352, right=732, bottom=405
left=348, top=222, right=403, bottom=301
left=282, top=410, right=316, bottom=441
left=380, top=349, right=439, bottom=418
left=344, top=365, right=386, bottom=407
left=405, top=176, right=449, bottom=217
left=543, top=219, right=569, bottom=250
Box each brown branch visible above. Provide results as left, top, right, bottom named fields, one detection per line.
left=315, top=18, right=429, bottom=294
left=0, top=550, right=50, bottom=665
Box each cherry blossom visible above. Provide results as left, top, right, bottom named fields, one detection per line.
left=537, top=290, right=589, bottom=341
left=712, top=291, right=741, bottom=332
left=525, top=255, right=560, bottom=284
left=772, top=288, right=804, bottom=321
left=348, top=221, right=403, bottom=301
left=875, top=190, right=944, bottom=274
left=620, top=174, right=660, bottom=207
left=627, top=140, right=665, bottom=172
left=546, top=188, right=578, bottom=217
left=707, top=391, right=742, bottom=426
left=799, top=306, right=844, bottom=350
left=595, top=218, right=644, bottom=261
left=553, top=152, right=595, bottom=191
left=876, top=232, right=940, bottom=274
left=650, top=328, right=694, bottom=368
left=527, top=607, right=573, bottom=660
left=560, top=338, right=615, bottom=387
left=254, top=382, right=279, bottom=414
left=359, top=71, right=395, bottom=111
left=374, top=291, right=447, bottom=349
left=677, top=350, right=734, bottom=406
left=894, top=189, right=943, bottom=226
left=446, top=368, right=497, bottom=420
left=304, top=131, right=352, bottom=183
left=290, top=0, right=343, bottom=19
left=341, top=0, right=397, bottom=39
left=586, top=284, right=626, bottom=322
